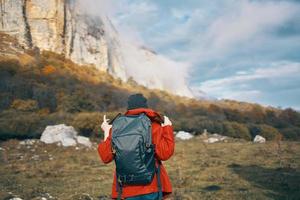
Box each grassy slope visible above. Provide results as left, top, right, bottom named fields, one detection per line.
left=0, top=50, right=299, bottom=141
left=0, top=139, right=299, bottom=200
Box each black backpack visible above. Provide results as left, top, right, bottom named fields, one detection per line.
left=111, top=113, right=162, bottom=200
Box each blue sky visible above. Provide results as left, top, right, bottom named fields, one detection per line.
left=98, top=0, right=300, bottom=110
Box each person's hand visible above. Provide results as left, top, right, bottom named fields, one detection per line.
left=162, top=116, right=172, bottom=127
left=101, top=115, right=112, bottom=141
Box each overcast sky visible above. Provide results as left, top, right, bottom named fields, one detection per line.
left=94, top=0, right=300, bottom=110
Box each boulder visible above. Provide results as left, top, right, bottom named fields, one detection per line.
left=40, top=124, right=92, bottom=148
left=40, top=124, right=78, bottom=147
left=204, top=137, right=219, bottom=144
left=176, top=131, right=194, bottom=140
left=76, top=136, right=92, bottom=148
left=253, top=135, right=266, bottom=143
left=19, top=139, right=36, bottom=145
left=203, top=133, right=228, bottom=144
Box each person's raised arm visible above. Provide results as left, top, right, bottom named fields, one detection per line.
left=97, top=115, right=113, bottom=164
left=155, top=116, right=175, bottom=161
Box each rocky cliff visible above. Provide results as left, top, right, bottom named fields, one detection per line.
left=0, top=0, right=192, bottom=97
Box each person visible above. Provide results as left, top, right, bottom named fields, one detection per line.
left=98, top=93, right=175, bottom=199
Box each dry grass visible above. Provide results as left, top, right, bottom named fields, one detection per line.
left=0, top=139, right=299, bottom=200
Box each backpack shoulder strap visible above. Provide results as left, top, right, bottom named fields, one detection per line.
left=109, top=113, right=122, bottom=125
left=156, top=160, right=163, bottom=200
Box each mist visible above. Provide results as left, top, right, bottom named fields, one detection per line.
left=76, top=0, right=193, bottom=97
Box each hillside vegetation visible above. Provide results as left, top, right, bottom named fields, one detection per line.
left=0, top=47, right=300, bottom=141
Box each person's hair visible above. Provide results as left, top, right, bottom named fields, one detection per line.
left=127, top=93, right=148, bottom=110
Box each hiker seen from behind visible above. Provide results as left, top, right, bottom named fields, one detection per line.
left=98, top=93, right=175, bottom=200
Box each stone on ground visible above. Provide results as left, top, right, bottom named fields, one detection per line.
left=76, top=136, right=92, bottom=148
left=176, top=131, right=194, bottom=140
left=253, top=135, right=266, bottom=143
left=40, top=124, right=78, bottom=147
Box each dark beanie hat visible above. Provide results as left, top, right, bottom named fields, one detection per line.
left=127, top=93, right=148, bottom=110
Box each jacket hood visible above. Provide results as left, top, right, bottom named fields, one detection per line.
left=125, top=108, right=164, bottom=124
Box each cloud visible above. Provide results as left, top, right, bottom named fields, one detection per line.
left=197, top=61, right=300, bottom=104
left=199, top=62, right=300, bottom=90
left=226, top=90, right=263, bottom=104
left=205, top=1, right=299, bottom=50
left=120, top=41, right=192, bottom=97
left=164, top=0, right=300, bottom=65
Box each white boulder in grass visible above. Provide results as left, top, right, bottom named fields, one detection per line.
left=203, top=133, right=228, bottom=144
left=176, top=131, right=194, bottom=140
left=40, top=124, right=78, bottom=147
left=253, top=135, right=266, bottom=143
left=204, top=137, right=219, bottom=144
left=40, top=124, right=93, bottom=147
left=19, top=139, right=36, bottom=145
left=77, top=136, right=92, bottom=148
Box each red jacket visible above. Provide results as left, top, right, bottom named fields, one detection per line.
left=98, top=108, right=175, bottom=199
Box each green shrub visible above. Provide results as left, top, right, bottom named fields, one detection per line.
left=0, top=59, right=20, bottom=76
left=248, top=124, right=280, bottom=140
left=280, top=126, right=300, bottom=140
left=32, top=86, right=57, bottom=112
left=71, top=112, right=121, bottom=137
left=223, top=121, right=251, bottom=140
left=0, top=111, right=42, bottom=140
left=0, top=93, right=12, bottom=111
left=195, top=119, right=224, bottom=135
left=71, top=112, right=102, bottom=137
left=11, top=99, right=38, bottom=111
left=0, top=110, right=74, bottom=140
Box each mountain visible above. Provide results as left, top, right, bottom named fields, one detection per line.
left=0, top=0, right=192, bottom=97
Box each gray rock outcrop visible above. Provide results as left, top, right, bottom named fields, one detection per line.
left=0, top=0, right=126, bottom=79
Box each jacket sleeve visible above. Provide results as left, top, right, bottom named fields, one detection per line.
left=155, top=124, right=175, bottom=161
left=97, top=128, right=114, bottom=164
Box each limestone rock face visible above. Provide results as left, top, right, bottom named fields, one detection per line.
left=0, top=0, right=29, bottom=47
left=66, top=13, right=110, bottom=72
left=0, top=0, right=126, bottom=79
left=0, top=0, right=192, bottom=97
left=26, top=0, right=65, bottom=52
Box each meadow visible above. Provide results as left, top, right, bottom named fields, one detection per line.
left=0, top=138, right=299, bottom=200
